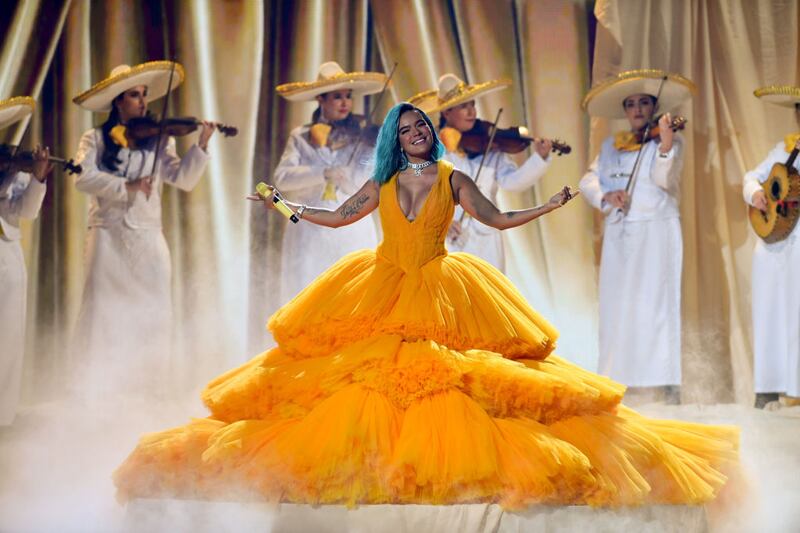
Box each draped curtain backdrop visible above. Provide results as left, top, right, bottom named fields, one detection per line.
left=1, top=0, right=796, bottom=405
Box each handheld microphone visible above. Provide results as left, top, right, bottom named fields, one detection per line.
left=256, top=182, right=299, bottom=223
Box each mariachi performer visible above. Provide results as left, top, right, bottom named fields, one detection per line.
left=0, top=97, right=51, bottom=425
left=0, top=97, right=52, bottom=424
left=744, top=85, right=800, bottom=408
left=579, top=69, right=694, bottom=403
left=273, top=61, right=387, bottom=303
left=114, top=103, right=738, bottom=508
left=71, top=61, right=214, bottom=396
left=408, top=74, right=554, bottom=272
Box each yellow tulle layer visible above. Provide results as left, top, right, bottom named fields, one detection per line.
left=114, top=336, right=739, bottom=507
left=269, top=250, right=558, bottom=361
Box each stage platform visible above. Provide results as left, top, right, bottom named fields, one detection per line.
left=125, top=499, right=707, bottom=533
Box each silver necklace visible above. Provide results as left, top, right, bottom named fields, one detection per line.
left=408, top=160, right=434, bottom=176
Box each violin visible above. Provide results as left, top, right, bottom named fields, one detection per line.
left=0, top=144, right=82, bottom=175
left=457, top=119, right=571, bottom=158
left=125, top=116, right=238, bottom=145
left=633, top=115, right=687, bottom=144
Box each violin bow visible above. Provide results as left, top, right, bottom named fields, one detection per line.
left=619, top=75, right=668, bottom=216
left=458, top=107, right=503, bottom=224
left=148, top=58, right=178, bottom=182
left=345, top=62, right=398, bottom=167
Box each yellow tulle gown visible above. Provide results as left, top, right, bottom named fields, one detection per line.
left=114, top=160, right=738, bottom=508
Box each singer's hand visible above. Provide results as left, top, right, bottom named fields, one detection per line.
left=246, top=193, right=275, bottom=210
left=547, top=185, right=579, bottom=208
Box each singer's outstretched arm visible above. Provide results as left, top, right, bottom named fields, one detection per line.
left=249, top=179, right=380, bottom=228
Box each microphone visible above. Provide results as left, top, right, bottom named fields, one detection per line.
left=256, top=182, right=299, bottom=223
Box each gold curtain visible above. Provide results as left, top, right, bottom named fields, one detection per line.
left=592, top=0, right=800, bottom=403
left=3, top=0, right=798, bottom=405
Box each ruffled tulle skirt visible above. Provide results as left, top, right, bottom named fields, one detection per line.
left=113, top=251, right=738, bottom=507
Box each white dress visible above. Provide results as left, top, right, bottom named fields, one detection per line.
left=71, top=129, right=209, bottom=397
left=579, top=136, right=683, bottom=387
left=273, top=124, right=377, bottom=304
left=444, top=149, right=550, bottom=271
left=743, top=141, right=800, bottom=396
left=0, top=171, right=46, bottom=424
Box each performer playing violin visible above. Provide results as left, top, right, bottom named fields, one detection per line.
left=744, top=86, right=800, bottom=408
left=70, top=61, right=214, bottom=397
left=579, top=70, right=694, bottom=404
left=0, top=97, right=52, bottom=425
left=408, top=74, right=554, bottom=272
left=272, top=62, right=387, bottom=304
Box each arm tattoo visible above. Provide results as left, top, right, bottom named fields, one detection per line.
left=340, top=193, right=369, bottom=219
left=505, top=212, right=516, bottom=219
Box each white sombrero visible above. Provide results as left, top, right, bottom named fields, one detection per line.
left=754, top=85, right=800, bottom=108
left=276, top=62, right=388, bottom=102
left=407, top=73, right=511, bottom=115
left=73, top=60, right=185, bottom=112
left=583, top=69, right=696, bottom=119
left=0, top=96, right=35, bottom=130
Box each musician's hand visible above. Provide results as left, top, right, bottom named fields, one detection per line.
left=534, top=138, right=553, bottom=159
left=447, top=220, right=462, bottom=242
left=602, top=190, right=629, bottom=209
left=198, top=121, right=215, bottom=151
left=324, top=166, right=348, bottom=188
left=31, top=145, right=53, bottom=182
left=126, top=176, right=153, bottom=199
left=752, top=190, right=768, bottom=212
left=658, top=112, right=673, bottom=153
left=548, top=185, right=579, bottom=208
left=795, top=138, right=800, bottom=151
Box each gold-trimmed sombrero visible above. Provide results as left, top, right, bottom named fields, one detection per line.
left=583, top=69, right=696, bottom=119
left=276, top=62, right=387, bottom=102
left=0, top=96, right=35, bottom=130
left=73, top=60, right=185, bottom=113
left=754, top=85, right=800, bottom=108
left=407, top=74, right=511, bottom=115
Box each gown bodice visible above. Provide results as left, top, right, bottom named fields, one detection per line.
left=376, top=160, right=455, bottom=272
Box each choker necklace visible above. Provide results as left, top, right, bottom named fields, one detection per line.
left=408, top=160, right=434, bottom=176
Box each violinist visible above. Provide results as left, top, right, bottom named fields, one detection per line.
left=744, top=86, right=800, bottom=408
left=407, top=74, right=553, bottom=271
left=70, top=61, right=214, bottom=397
left=273, top=61, right=386, bottom=303
left=0, top=97, right=52, bottom=425
left=579, top=69, right=695, bottom=404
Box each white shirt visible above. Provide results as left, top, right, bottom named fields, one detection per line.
left=74, top=128, right=210, bottom=229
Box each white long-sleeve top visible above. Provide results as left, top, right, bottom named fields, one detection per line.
left=743, top=141, right=800, bottom=205
left=580, top=136, right=683, bottom=222
left=0, top=171, right=46, bottom=240
left=273, top=124, right=374, bottom=205
left=448, top=149, right=551, bottom=221
left=74, top=128, right=209, bottom=229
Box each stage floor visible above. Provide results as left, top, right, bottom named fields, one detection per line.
left=1, top=399, right=798, bottom=532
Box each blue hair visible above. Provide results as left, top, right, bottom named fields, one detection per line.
left=371, top=102, right=445, bottom=185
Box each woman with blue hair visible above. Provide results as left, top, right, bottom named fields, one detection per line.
left=114, top=103, right=739, bottom=509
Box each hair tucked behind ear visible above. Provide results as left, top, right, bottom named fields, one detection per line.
left=371, top=102, right=445, bottom=185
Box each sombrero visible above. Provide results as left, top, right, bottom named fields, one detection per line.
left=0, top=96, right=35, bottom=130
left=73, top=60, right=185, bottom=113
left=753, top=85, right=800, bottom=108
left=407, top=73, right=511, bottom=115
left=276, top=62, right=388, bottom=102
left=583, top=69, right=696, bottom=119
